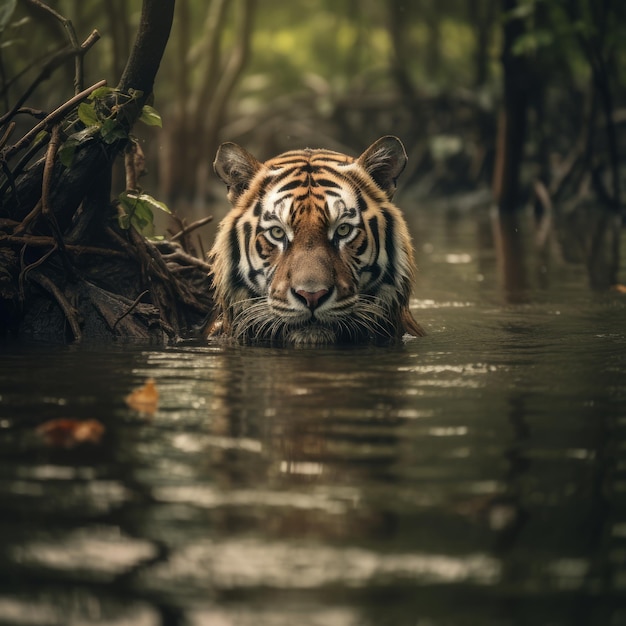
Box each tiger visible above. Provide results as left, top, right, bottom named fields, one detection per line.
left=207, top=135, right=425, bottom=346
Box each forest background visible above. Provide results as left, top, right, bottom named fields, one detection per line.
left=3, top=0, right=624, bottom=215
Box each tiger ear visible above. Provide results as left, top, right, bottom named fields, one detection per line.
left=358, top=136, right=408, bottom=200
left=214, top=142, right=262, bottom=204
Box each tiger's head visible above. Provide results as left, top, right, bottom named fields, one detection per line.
left=208, top=136, right=424, bottom=345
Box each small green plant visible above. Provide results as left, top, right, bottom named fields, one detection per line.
left=58, top=86, right=170, bottom=237
left=117, top=188, right=170, bottom=238
left=59, top=86, right=162, bottom=168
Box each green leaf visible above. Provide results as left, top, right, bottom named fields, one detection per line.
left=34, top=130, right=49, bottom=145
left=77, top=102, right=100, bottom=127
left=88, top=86, right=115, bottom=101
left=58, top=143, right=76, bottom=169
left=127, top=191, right=171, bottom=215
left=139, top=105, right=162, bottom=128
left=58, top=126, right=98, bottom=168
left=117, top=191, right=169, bottom=236
left=128, top=88, right=144, bottom=100
left=100, top=118, right=127, bottom=144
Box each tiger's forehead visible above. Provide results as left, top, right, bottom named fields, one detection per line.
left=258, top=149, right=360, bottom=224
left=264, top=147, right=354, bottom=169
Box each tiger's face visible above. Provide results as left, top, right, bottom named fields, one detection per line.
left=208, top=136, right=424, bottom=345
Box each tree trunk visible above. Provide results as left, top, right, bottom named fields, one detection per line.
left=388, top=0, right=417, bottom=105
left=469, top=0, right=497, bottom=87
left=492, top=0, right=529, bottom=213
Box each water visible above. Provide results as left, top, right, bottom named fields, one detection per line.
left=1, top=206, right=626, bottom=626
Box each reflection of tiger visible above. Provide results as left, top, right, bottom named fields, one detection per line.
left=208, top=136, right=425, bottom=345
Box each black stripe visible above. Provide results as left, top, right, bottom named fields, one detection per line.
left=382, top=209, right=396, bottom=285
left=383, top=209, right=395, bottom=271
left=365, top=215, right=381, bottom=285
left=277, top=179, right=302, bottom=193
left=271, top=167, right=301, bottom=187
left=314, top=178, right=342, bottom=188
left=356, top=190, right=368, bottom=214
left=228, top=221, right=242, bottom=286
left=355, top=235, right=369, bottom=256
left=243, top=221, right=262, bottom=281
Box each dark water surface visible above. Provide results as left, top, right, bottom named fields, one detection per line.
left=1, top=208, right=626, bottom=625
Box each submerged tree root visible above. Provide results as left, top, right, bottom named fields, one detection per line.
left=0, top=213, right=213, bottom=343
left=0, top=219, right=214, bottom=343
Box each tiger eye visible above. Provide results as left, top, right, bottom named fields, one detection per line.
left=269, top=226, right=285, bottom=240
left=336, top=223, right=352, bottom=238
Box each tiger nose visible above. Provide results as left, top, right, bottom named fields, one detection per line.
left=294, top=288, right=329, bottom=310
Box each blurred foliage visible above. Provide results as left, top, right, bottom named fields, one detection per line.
left=0, top=0, right=624, bottom=204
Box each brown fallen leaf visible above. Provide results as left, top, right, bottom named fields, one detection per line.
left=611, top=284, right=626, bottom=294
left=36, top=418, right=105, bottom=448
left=125, top=378, right=159, bottom=415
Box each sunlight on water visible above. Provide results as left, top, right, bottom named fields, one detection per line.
left=14, top=528, right=157, bottom=576
left=144, top=539, right=501, bottom=589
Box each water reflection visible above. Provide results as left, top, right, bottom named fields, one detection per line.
left=0, top=205, right=625, bottom=625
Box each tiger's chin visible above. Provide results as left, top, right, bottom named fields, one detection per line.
left=285, top=325, right=338, bottom=346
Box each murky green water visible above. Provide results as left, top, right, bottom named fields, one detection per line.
left=1, top=207, right=626, bottom=625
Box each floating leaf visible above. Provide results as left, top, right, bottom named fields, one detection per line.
left=125, top=378, right=159, bottom=415
left=77, top=101, right=101, bottom=127
left=139, top=105, right=162, bottom=128
left=36, top=418, right=105, bottom=448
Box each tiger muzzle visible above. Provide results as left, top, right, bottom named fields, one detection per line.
left=293, top=288, right=330, bottom=310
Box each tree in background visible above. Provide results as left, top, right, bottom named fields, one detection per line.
left=1, top=1, right=624, bottom=221
left=492, top=0, right=624, bottom=218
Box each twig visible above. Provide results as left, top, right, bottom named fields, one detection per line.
left=0, top=123, right=16, bottom=151
left=169, top=216, right=213, bottom=243
left=0, top=132, right=51, bottom=202
left=14, top=108, right=48, bottom=120
left=18, top=244, right=57, bottom=298
left=160, top=249, right=212, bottom=272
left=112, top=289, right=150, bottom=330
left=12, top=200, right=43, bottom=236
left=24, top=0, right=84, bottom=93
left=124, top=140, right=142, bottom=191
left=3, top=79, right=107, bottom=161
left=0, top=30, right=99, bottom=129
left=41, top=124, right=61, bottom=220
left=0, top=233, right=127, bottom=258
left=39, top=123, right=75, bottom=275
left=28, top=272, right=82, bottom=341
left=0, top=159, right=18, bottom=209
left=0, top=44, right=69, bottom=127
